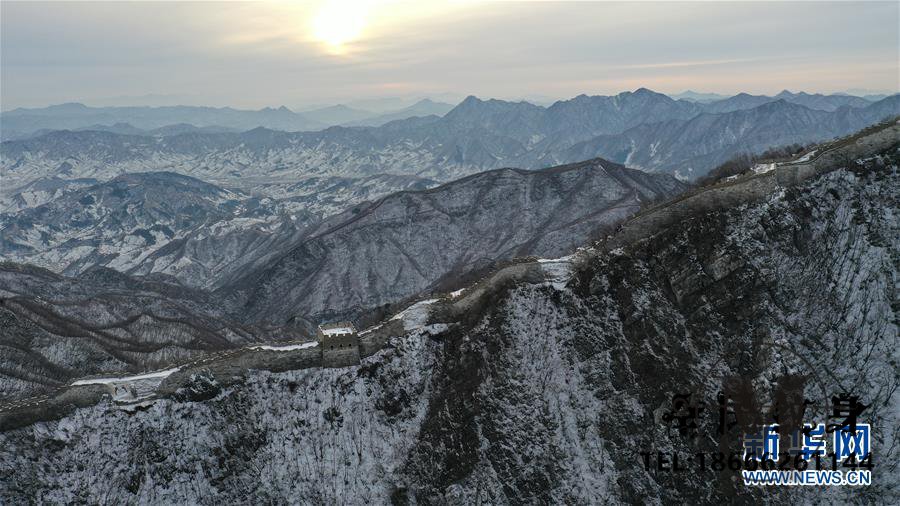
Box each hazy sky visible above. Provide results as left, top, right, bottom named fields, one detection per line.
left=2, top=1, right=898, bottom=110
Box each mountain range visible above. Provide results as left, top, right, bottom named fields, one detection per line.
left=1, top=147, right=895, bottom=504
left=221, top=158, right=686, bottom=327
left=302, top=99, right=456, bottom=127
left=1, top=158, right=686, bottom=324
left=556, top=97, right=900, bottom=179
left=0, top=99, right=458, bottom=142
left=2, top=89, right=883, bottom=141
left=0, top=155, right=685, bottom=398
left=3, top=90, right=897, bottom=192
left=0, top=171, right=436, bottom=289
left=0, top=262, right=266, bottom=400
left=0, top=103, right=324, bottom=141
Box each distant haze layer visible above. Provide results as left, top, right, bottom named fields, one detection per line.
left=1, top=1, right=897, bottom=109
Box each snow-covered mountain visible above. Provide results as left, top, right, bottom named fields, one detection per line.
left=0, top=171, right=436, bottom=288
left=222, top=157, right=687, bottom=327
left=0, top=262, right=266, bottom=400
left=556, top=97, right=900, bottom=179
left=0, top=175, right=99, bottom=212
left=0, top=156, right=684, bottom=398
left=3, top=91, right=895, bottom=189
left=1, top=150, right=895, bottom=504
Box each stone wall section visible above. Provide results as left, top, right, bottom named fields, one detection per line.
left=608, top=119, right=899, bottom=250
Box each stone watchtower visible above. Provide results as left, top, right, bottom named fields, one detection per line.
left=317, top=322, right=361, bottom=367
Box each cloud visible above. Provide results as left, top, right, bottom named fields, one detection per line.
left=1, top=0, right=897, bottom=109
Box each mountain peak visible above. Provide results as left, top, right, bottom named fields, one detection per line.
left=443, top=95, right=489, bottom=118
left=616, top=88, right=666, bottom=101
left=243, top=126, right=279, bottom=136
left=259, top=105, right=293, bottom=114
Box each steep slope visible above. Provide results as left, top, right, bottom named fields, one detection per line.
left=0, top=263, right=267, bottom=400
left=1, top=154, right=894, bottom=504
left=223, top=158, right=687, bottom=326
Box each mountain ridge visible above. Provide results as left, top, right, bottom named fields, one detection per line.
left=1, top=149, right=895, bottom=503
left=5, top=94, right=896, bottom=189
left=220, top=156, right=687, bottom=327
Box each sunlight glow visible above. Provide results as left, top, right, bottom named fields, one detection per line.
left=311, top=0, right=372, bottom=54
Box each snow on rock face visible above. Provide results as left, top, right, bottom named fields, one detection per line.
left=225, top=159, right=686, bottom=326
left=0, top=163, right=897, bottom=504
left=70, top=368, right=180, bottom=386
left=321, top=327, right=354, bottom=336
left=1, top=326, right=443, bottom=504
left=248, top=342, right=319, bottom=352
left=391, top=298, right=439, bottom=331
left=0, top=171, right=433, bottom=290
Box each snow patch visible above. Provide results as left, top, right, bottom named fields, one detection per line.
left=795, top=149, right=817, bottom=162
left=321, top=327, right=354, bottom=336
left=70, top=368, right=180, bottom=386
left=249, top=342, right=319, bottom=352
left=391, top=298, right=438, bottom=330
left=752, top=162, right=776, bottom=174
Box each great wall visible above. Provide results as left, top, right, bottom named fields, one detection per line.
left=1, top=118, right=897, bottom=431
left=607, top=118, right=899, bottom=249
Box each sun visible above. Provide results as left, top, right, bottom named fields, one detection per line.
left=311, top=0, right=371, bottom=54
